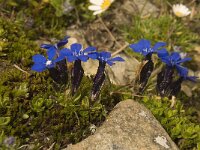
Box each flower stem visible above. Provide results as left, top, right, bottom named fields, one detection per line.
left=98, top=16, right=121, bottom=47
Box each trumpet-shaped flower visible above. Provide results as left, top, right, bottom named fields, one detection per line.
left=40, top=36, right=70, bottom=51
left=129, top=39, right=166, bottom=57
left=88, top=0, right=114, bottom=15
left=97, top=51, right=125, bottom=66
left=31, top=48, right=56, bottom=72
left=54, top=43, right=97, bottom=95
left=157, top=50, right=191, bottom=97
left=167, top=68, right=198, bottom=97
left=57, top=43, right=97, bottom=62
left=159, top=51, right=191, bottom=77
left=91, top=51, right=124, bottom=100
left=172, top=4, right=191, bottom=17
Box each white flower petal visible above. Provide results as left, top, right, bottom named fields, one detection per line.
left=89, top=0, right=103, bottom=5
left=172, top=4, right=191, bottom=17
left=93, top=10, right=104, bottom=15
left=88, top=0, right=114, bottom=15
left=88, top=5, right=101, bottom=11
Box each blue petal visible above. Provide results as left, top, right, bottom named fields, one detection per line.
left=88, top=53, right=98, bottom=59
left=78, top=55, right=88, bottom=62
left=186, top=76, right=198, bottom=82
left=161, top=57, right=171, bottom=66
left=56, top=36, right=70, bottom=48
left=67, top=56, right=77, bottom=62
left=106, top=60, right=114, bottom=66
left=31, top=64, right=46, bottom=72
left=32, top=54, right=46, bottom=63
left=47, top=47, right=57, bottom=60
left=83, top=46, right=96, bottom=53
left=171, top=52, right=181, bottom=62
left=59, top=48, right=72, bottom=57
left=157, top=48, right=169, bottom=58
left=130, top=39, right=151, bottom=55
left=54, top=56, right=65, bottom=63
left=100, top=51, right=111, bottom=58
left=109, top=57, right=125, bottom=62
left=175, top=65, right=188, bottom=77
left=140, top=39, right=151, bottom=49
left=71, top=43, right=82, bottom=53
left=176, top=57, right=192, bottom=64
left=40, top=44, right=53, bottom=49
left=153, top=42, right=166, bottom=50
left=129, top=43, right=142, bottom=53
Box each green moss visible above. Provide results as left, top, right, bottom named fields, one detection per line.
left=142, top=96, right=200, bottom=150
left=0, top=64, right=123, bottom=149
left=1, top=0, right=95, bottom=37
left=0, top=17, right=37, bottom=66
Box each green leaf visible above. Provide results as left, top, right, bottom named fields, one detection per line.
left=81, top=97, right=89, bottom=108
left=0, top=117, right=10, bottom=126
left=49, top=0, right=65, bottom=17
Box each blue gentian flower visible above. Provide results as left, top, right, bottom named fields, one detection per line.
left=178, top=67, right=198, bottom=82
left=167, top=69, right=198, bottom=98
left=31, top=48, right=56, bottom=72
left=57, top=43, right=97, bottom=62
left=97, top=51, right=125, bottom=66
left=158, top=51, right=191, bottom=77
left=40, top=36, right=70, bottom=51
left=129, top=39, right=166, bottom=57
left=157, top=50, right=194, bottom=97
left=91, top=51, right=124, bottom=100
left=31, top=36, right=69, bottom=84
left=129, top=39, right=165, bottom=93
left=55, top=43, right=97, bottom=95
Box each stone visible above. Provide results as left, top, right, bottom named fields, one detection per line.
left=63, top=100, right=179, bottom=150
left=110, top=0, right=159, bottom=26
left=106, top=54, right=140, bottom=85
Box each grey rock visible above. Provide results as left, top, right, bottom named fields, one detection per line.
left=106, top=54, right=140, bottom=85
left=64, top=100, right=179, bottom=150
left=111, top=0, right=159, bottom=26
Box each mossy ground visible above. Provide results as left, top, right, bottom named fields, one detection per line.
left=0, top=0, right=200, bottom=149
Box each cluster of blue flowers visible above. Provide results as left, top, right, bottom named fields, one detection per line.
left=32, top=36, right=69, bottom=72
left=32, top=36, right=124, bottom=99
left=32, top=36, right=196, bottom=99
left=130, top=39, right=197, bottom=97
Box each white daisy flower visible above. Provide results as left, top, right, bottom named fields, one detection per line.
left=172, top=4, right=191, bottom=17
left=88, top=0, right=114, bottom=15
